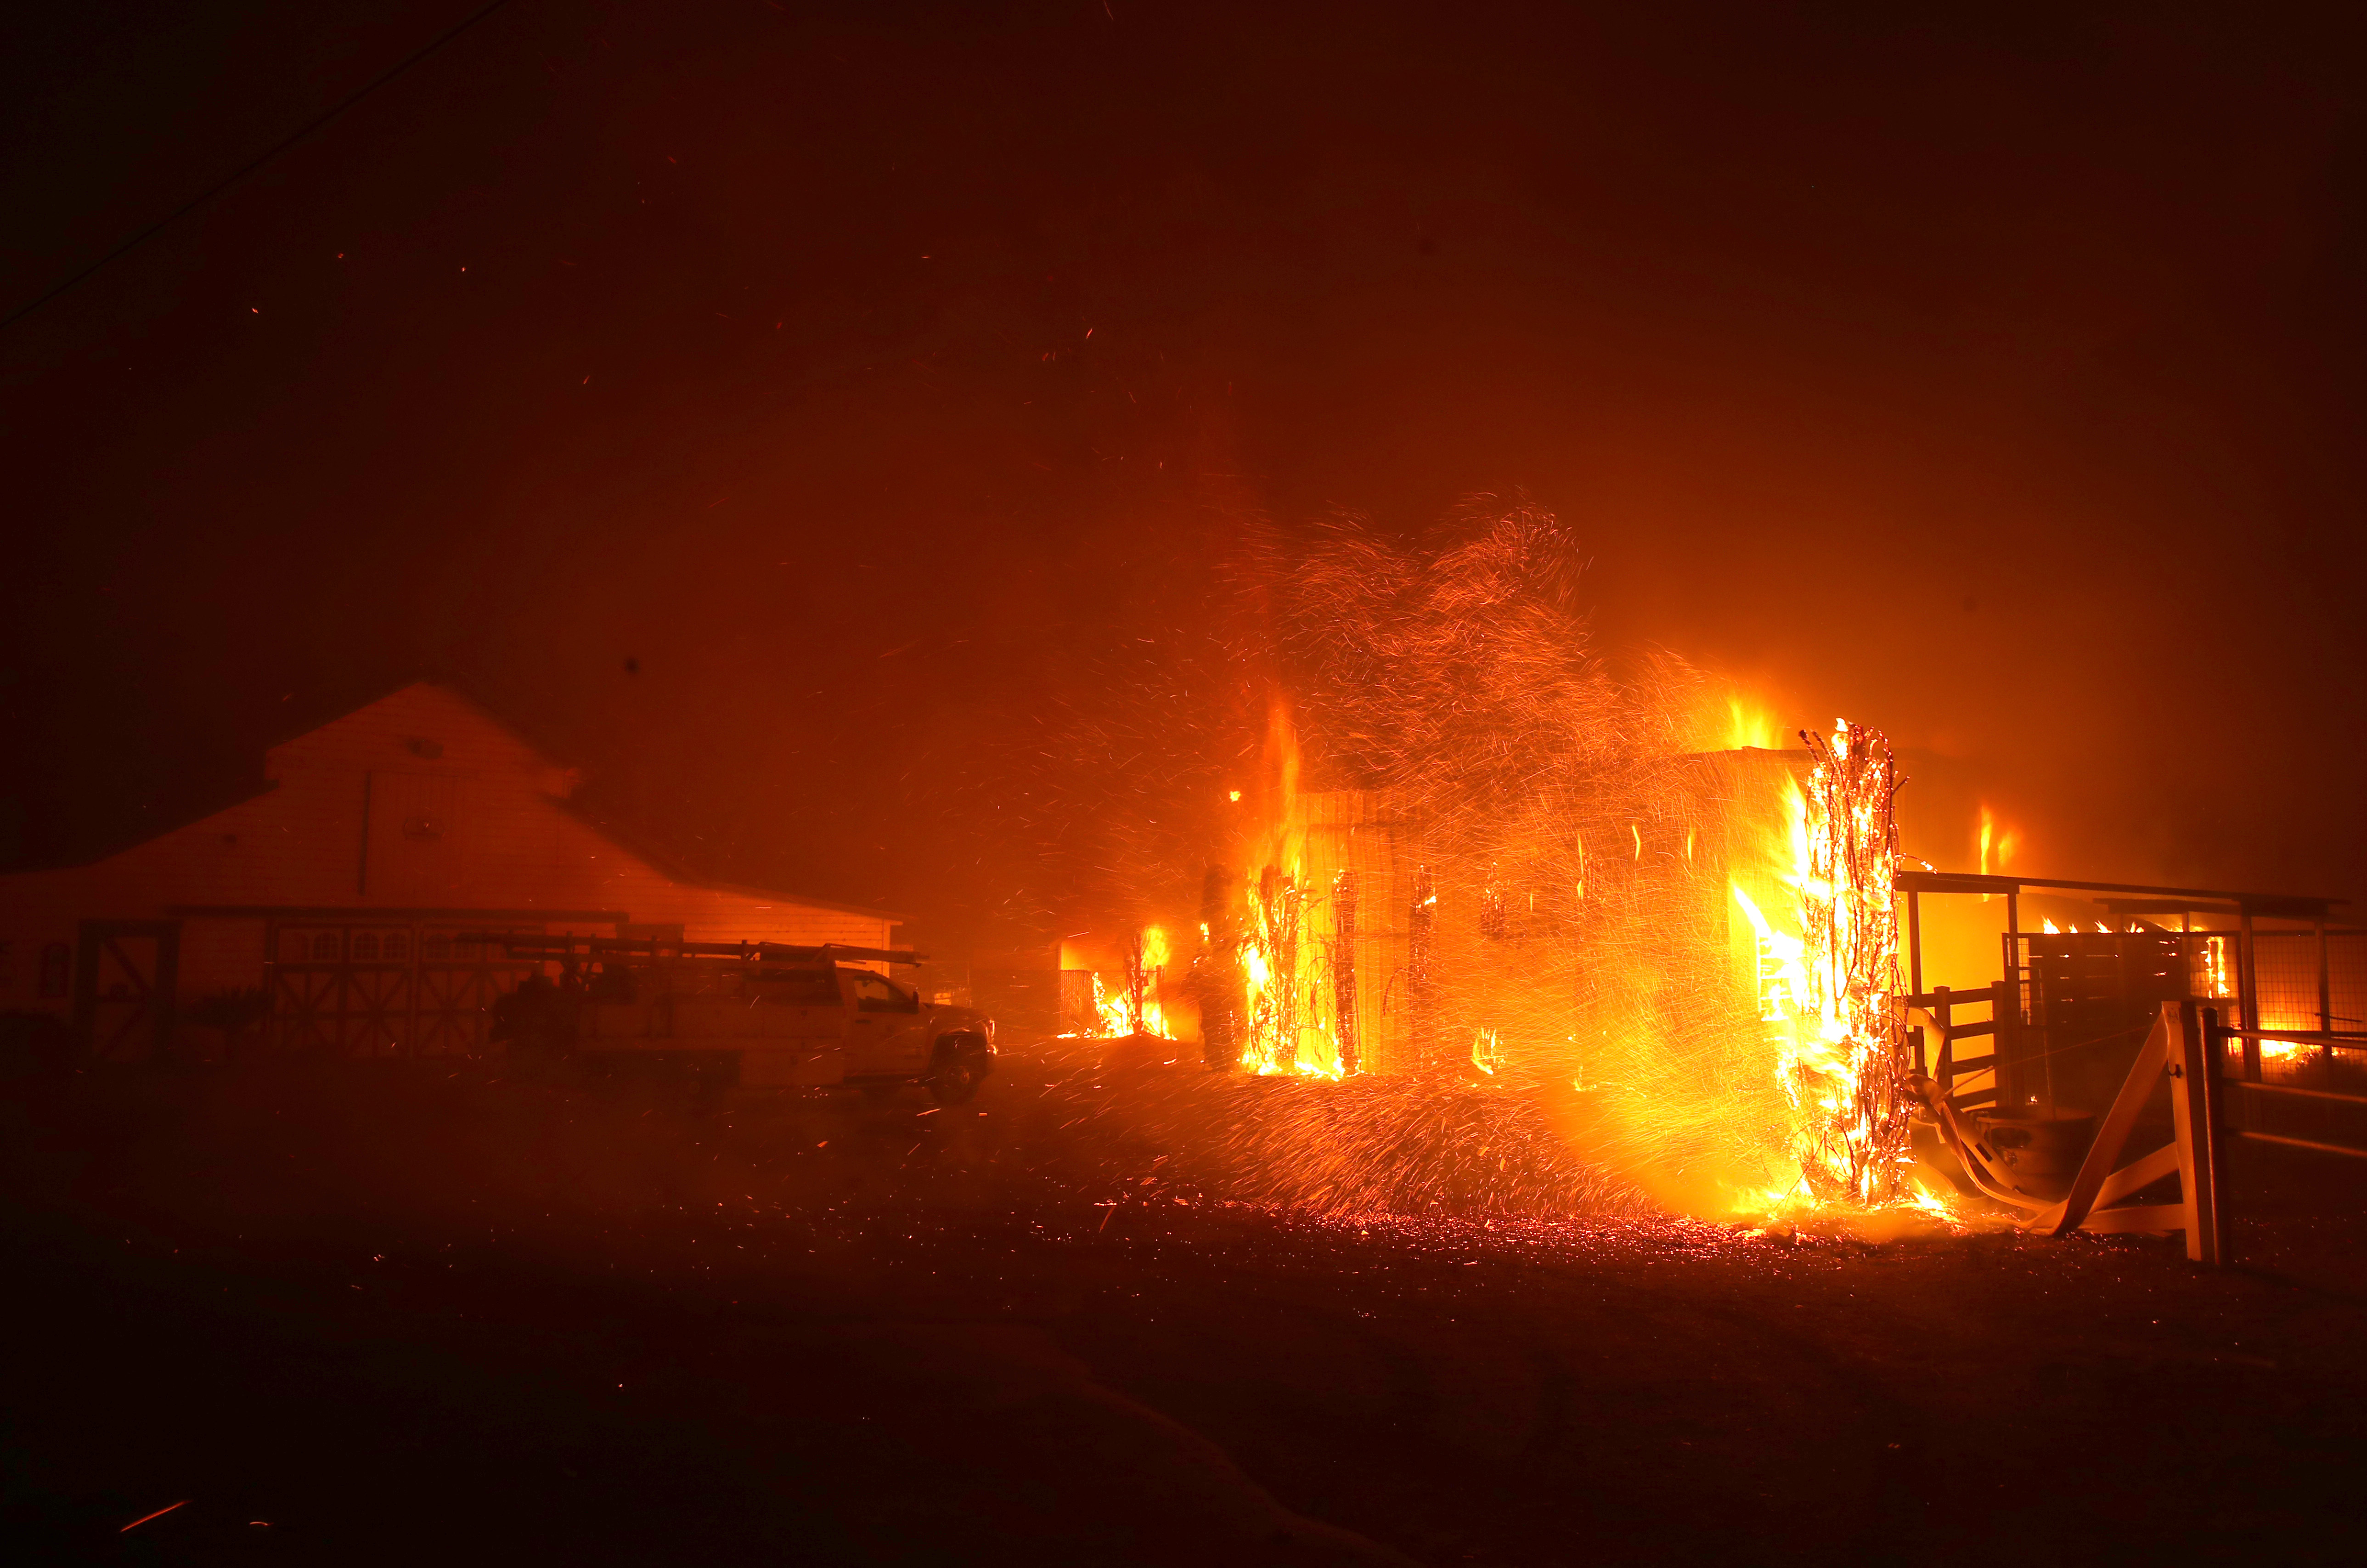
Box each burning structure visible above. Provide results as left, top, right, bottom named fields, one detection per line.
left=1013, top=500, right=2362, bottom=1226
left=1051, top=504, right=1931, bottom=1216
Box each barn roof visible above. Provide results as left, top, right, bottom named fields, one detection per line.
left=16, top=680, right=898, bottom=922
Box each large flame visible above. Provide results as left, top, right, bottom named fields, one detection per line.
left=1056, top=925, right=1179, bottom=1040
left=1103, top=926, right=1177, bottom=1038
left=1729, top=720, right=1912, bottom=1205
left=1220, top=700, right=1350, bottom=1078
left=1725, top=694, right=1784, bottom=751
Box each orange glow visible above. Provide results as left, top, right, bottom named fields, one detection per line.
left=1060, top=925, right=1178, bottom=1039
left=1722, top=693, right=1784, bottom=750
left=2257, top=1037, right=2317, bottom=1078
left=1976, top=805, right=2021, bottom=901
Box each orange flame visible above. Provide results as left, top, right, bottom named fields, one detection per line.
left=1724, top=694, right=1783, bottom=750
left=1977, top=806, right=2020, bottom=901
left=1729, top=720, right=1910, bottom=1208
left=1060, top=925, right=1178, bottom=1040
left=1227, top=699, right=1347, bottom=1078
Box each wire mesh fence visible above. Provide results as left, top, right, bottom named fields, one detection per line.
left=2251, top=930, right=2367, bottom=1034
left=1992, top=926, right=2367, bottom=1115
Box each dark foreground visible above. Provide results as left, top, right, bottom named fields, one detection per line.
left=6, top=1049, right=2367, bottom=1567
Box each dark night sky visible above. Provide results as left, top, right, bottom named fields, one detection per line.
left=4, top=1, right=2364, bottom=940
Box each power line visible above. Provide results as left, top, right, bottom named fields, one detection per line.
left=0, top=0, right=519, bottom=336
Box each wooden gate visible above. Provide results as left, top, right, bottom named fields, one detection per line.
left=74, top=920, right=182, bottom=1064
left=270, top=922, right=541, bottom=1058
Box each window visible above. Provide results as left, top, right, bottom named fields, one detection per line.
left=381, top=931, right=410, bottom=962
left=851, top=971, right=916, bottom=1013
left=39, top=942, right=70, bottom=999
left=350, top=931, right=379, bottom=961
left=311, top=931, right=341, bottom=961
left=420, top=933, right=453, bottom=961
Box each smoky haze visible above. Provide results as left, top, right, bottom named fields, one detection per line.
left=4, top=1, right=2363, bottom=946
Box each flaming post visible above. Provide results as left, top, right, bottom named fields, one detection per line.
left=1122, top=930, right=1152, bottom=1038
left=1253, top=864, right=1304, bottom=1072
left=1792, top=721, right=1912, bottom=1202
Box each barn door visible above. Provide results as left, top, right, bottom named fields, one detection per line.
left=414, top=927, right=542, bottom=1056
left=271, top=924, right=421, bottom=1059
left=74, top=920, right=182, bottom=1064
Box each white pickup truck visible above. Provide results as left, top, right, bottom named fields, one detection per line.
left=482, top=936, right=996, bottom=1103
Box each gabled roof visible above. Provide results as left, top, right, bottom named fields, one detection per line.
left=14, top=679, right=900, bottom=920
left=558, top=798, right=900, bottom=922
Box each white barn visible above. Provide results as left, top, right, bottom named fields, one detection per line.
left=0, top=683, right=896, bottom=1062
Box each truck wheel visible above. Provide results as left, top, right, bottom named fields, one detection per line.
left=927, top=1041, right=982, bottom=1105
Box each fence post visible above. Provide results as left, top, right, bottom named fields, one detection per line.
left=2318, top=917, right=2335, bottom=1088
left=2238, top=907, right=2259, bottom=1034
left=1907, top=888, right=1922, bottom=997
left=2168, top=1001, right=2225, bottom=1265
left=1990, top=977, right=2015, bottom=1112
left=1934, top=985, right=1954, bottom=1098
left=2201, top=1004, right=2232, bottom=1265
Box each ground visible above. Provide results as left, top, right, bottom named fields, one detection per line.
left=6, top=1042, right=2366, bottom=1565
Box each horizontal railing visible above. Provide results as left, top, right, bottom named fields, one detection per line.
left=2202, top=1015, right=2367, bottom=1166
